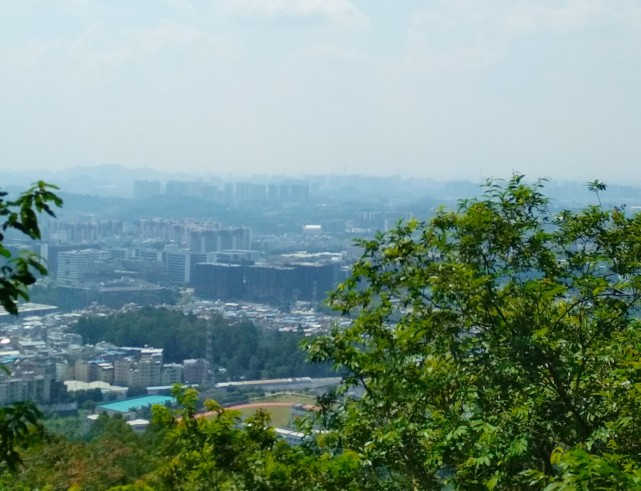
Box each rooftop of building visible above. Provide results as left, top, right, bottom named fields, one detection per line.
left=0, top=303, right=58, bottom=318
left=215, top=377, right=313, bottom=388
left=98, top=395, right=176, bottom=413
left=65, top=380, right=128, bottom=393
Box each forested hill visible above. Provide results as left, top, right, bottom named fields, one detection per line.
left=71, top=306, right=332, bottom=380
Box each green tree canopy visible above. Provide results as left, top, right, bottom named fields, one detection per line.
left=0, top=182, right=61, bottom=472
left=307, top=175, right=641, bottom=489
left=0, top=182, right=62, bottom=314
left=125, top=386, right=362, bottom=491
left=5, top=413, right=156, bottom=490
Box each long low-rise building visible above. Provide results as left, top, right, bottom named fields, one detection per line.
left=0, top=303, right=58, bottom=323
left=215, top=377, right=342, bottom=392
left=192, top=262, right=339, bottom=305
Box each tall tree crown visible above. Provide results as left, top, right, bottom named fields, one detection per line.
left=307, top=175, right=641, bottom=489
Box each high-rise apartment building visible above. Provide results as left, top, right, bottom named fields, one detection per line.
left=57, top=249, right=102, bottom=286
left=133, top=180, right=162, bottom=199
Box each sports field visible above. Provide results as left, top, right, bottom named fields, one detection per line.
left=229, top=393, right=317, bottom=428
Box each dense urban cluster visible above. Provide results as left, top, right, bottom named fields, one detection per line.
left=0, top=300, right=342, bottom=409
left=0, top=174, right=429, bottom=421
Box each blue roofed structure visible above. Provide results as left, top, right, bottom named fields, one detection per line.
left=97, top=395, right=176, bottom=419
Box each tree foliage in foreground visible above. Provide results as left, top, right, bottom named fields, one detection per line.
left=0, top=182, right=62, bottom=315
left=0, top=182, right=61, bottom=472
left=307, top=176, right=641, bottom=489
left=114, top=386, right=361, bottom=491
left=4, top=413, right=155, bottom=490
left=3, top=387, right=360, bottom=490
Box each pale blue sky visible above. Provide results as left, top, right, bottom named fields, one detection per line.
left=1, top=0, right=640, bottom=182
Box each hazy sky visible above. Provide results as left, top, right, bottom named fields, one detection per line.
left=1, top=0, right=640, bottom=182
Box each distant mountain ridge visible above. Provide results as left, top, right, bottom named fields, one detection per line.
left=0, top=164, right=195, bottom=198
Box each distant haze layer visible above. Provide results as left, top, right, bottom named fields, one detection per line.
left=1, top=1, right=640, bottom=182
